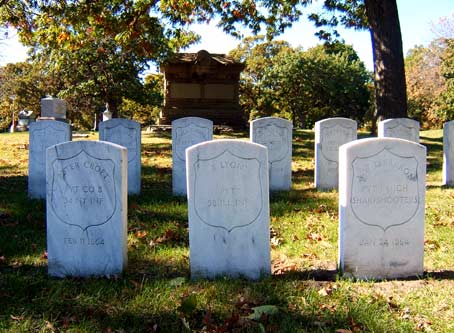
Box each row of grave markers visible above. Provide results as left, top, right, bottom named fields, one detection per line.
left=26, top=105, right=450, bottom=280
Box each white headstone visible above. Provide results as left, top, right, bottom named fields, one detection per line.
left=46, top=140, right=128, bottom=277
left=103, top=109, right=112, bottom=121
left=443, top=120, right=454, bottom=186
left=28, top=121, right=72, bottom=198
left=339, top=138, right=426, bottom=279
left=172, top=117, right=213, bottom=196
left=315, top=118, right=357, bottom=190
left=41, top=97, right=67, bottom=119
left=378, top=118, right=420, bottom=143
left=187, top=139, right=270, bottom=279
left=99, top=119, right=141, bottom=194
left=250, top=117, right=293, bottom=191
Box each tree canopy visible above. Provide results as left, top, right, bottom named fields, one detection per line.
left=1, top=0, right=408, bottom=125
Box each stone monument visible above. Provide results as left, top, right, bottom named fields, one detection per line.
left=315, top=118, right=357, bottom=190
left=186, top=139, right=270, bottom=279
left=46, top=140, right=128, bottom=277
left=338, top=137, right=426, bottom=279
left=378, top=118, right=420, bottom=143
left=28, top=121, right=72, bottom=198
left=250, top=117, right=293, bottom=191
left=172, top=117, right=213, bottom=196
left=99, top=118, right=141, bottom=194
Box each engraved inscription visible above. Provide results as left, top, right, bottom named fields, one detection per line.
left=175, top=124, right=210, bottom=161
left=388, top=124, right=416, bottom=141
left=351, top=148, right=419, bottom=231
left=359, top=238, right=410, bottom=247
left=253, top=124, right=289, bottom=163
left=193, top=150, right=263, bottom=232
left=104, top=125, right=138, bottom=162
left=320, top=124, right=355, bottom=162
left=51, top=150, right=116, bottom=231
left=30, top=126, right=67, bottom=166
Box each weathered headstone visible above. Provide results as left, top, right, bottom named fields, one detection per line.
left=339, top=137, right=426, bottom=279
left=28, top=121, right=72, bottom=198
left=172, top=117, right=213, bottom=195
left=315, top=118, right=357, bottom=190
left=443, top=120, right=454, bottom=186
left=378, top=118, right=420, bottom=143
left=250, top=117, right=293, bottom=191
left=46, top=140, right=128, bottom=277
left=187, top=139, right=270, bottom=279
left=41, top=97, right=67, bottom=119
left=99, top=118, right=141, bottom=194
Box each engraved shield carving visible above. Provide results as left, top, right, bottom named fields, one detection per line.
left=351, top=148, right=419, bottom=231
left=193, top=150, right=263, bottom=232
left=320, top=124, right=354, bottom=162
left=51, top=150, right=116, bottom=231
left=254, top=124, right=289, bottom=163
left=105, top=125, right=138, bottom=162
left=175, top=124, right=210, bottom=161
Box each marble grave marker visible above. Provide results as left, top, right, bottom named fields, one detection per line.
left=28, top=120, right=72, bottom=198
left=378, top=118, right=420, bottom=143
left=339, top=138, right=426, bottom=279
left=172, top=117, right=213, bottom=195
left=41, top=97, right=67, bottom=119
left=250, top=117, right=293, bottom=191
left=315, top=118, right=357, bottom=190
left=99, top=118, right=141, bottom=194
left=46, top=141, right=128, bottom=277
left=186, top=139, right=270, bottom=279
left=443, top=120, right=454, bottom=186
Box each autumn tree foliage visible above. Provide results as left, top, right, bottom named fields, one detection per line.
left=405, top=15, right=454, bottom=127
left=230, top=37, right=371, bottom=128
left=1, top=0, right=408, bottom=125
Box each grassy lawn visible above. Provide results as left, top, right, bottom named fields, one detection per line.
left=0, top=128, right=453, bottom=332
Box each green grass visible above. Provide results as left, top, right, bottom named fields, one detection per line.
left=1, top=129, right=454, bottom=332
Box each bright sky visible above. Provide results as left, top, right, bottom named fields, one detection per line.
left=1, top=0, right=453, bottom=70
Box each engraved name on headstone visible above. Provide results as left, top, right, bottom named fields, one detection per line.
left=46, top=141, right=128, bottom=277
left=28, top=120, right=72, bottom=198
left=378, top=118, right=420, bottom=143
left=251, top=117, right=292, bottom=191
left=99, top=118, right=141, bottom=194
left=339, top=138, right=426, bottom=279
left=172, top=117, right=213, bottom=195
left=187, top=140, right=270, bottom=279
left=315, top=118, right=357, bottom=190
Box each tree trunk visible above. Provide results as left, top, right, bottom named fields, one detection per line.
left=365, top=0, right=408, bottom=121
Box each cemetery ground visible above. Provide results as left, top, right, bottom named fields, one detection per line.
left=0, top=129, right=453, bottom=333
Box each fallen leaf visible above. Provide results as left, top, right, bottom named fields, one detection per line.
left=247, top=305, right=279, bottom=320
left=135, top=230, right=148, bottom=239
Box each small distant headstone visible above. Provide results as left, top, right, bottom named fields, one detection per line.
left=41, top=97, right=67, bottom=119
left=187, top=139, right=270, bottom=279
left=46, top=140, right=128, bottom=277
left=250, top=117, right=293, bottom=191
left=28, top=121, right=72, bottom=198
left=315, top=118, right=357, bottom=190
left=99, top=119, right=141, bottom=194
left=102, top=106, right=112, bottom=121
left=172, top=117, right=213, bottom=195
left=443, top=120, right=454, bottom=186
left=339, top=137, right=426, bottom=279
left=378, top=118, right=420, bottom=143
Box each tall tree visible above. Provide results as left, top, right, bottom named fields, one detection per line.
left=1, top=0, right=407, bottom=122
